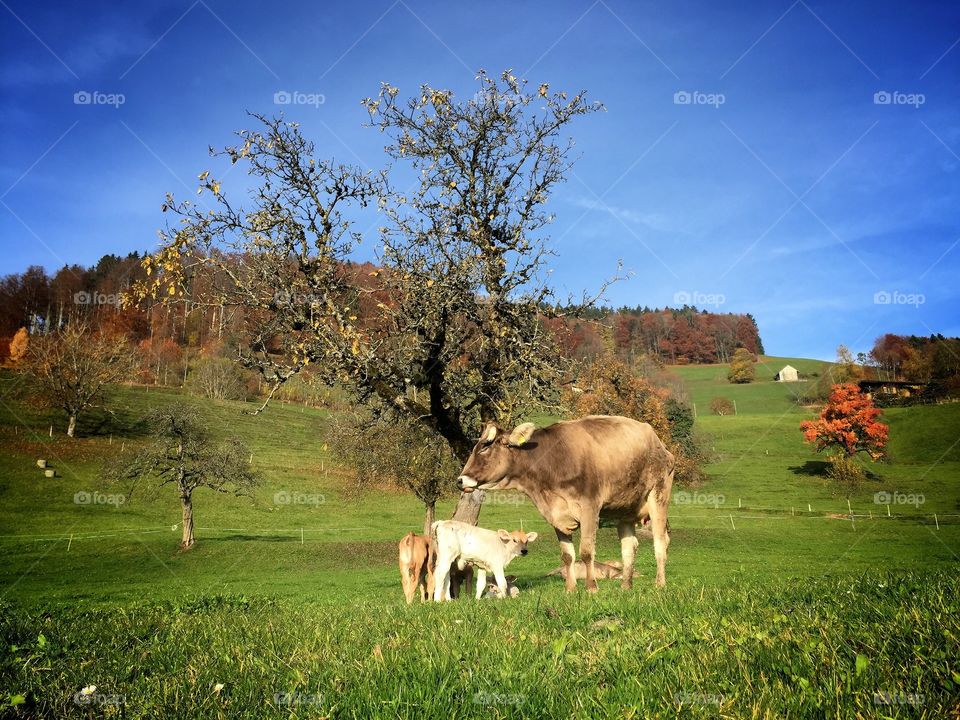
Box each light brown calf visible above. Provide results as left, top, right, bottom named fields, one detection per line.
left=398, top=532, right=435, bottom=604
left=547, top=560, right=624, bottom=580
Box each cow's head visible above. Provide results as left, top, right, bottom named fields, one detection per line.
left=497, top=529, right=538, bottom=558
left=457, top=422, right=536, bottom=493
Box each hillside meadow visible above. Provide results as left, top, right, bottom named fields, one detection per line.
left=0, top=361, right=958, bottom=718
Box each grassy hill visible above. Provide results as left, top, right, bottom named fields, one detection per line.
left=0, top=366, right=958, bottom=718
left=671, top=355, right=823, bottom=415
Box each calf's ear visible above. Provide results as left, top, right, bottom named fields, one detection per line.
left=508, top=422, right=536, bottom=447
left=525, top=532, right=538, bottom=543
left=497, top=529, right=512, bottom=542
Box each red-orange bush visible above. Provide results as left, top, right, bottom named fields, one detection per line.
left=800, top=383, right=888, bottom=460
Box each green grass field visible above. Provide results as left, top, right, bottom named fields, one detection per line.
left=1, top=363, right=958, bottom=718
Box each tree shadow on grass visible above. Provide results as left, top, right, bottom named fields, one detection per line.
left=205, top=534, right=298, bottom=543
left=789, top=460, right=830, bottom=477
left=788, top=459, right=883, bottom=482
left=76, top=406, right=150, bottom=439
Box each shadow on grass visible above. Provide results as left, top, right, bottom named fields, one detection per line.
left=788, top=459, right=883, bottom=482
left=789, top=460, right=830, bottom=477
left=205, top=534, right=299, bottom=543
left=76, top=406, right=151, bottom=439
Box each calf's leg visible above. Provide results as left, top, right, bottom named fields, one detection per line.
left=554, top=528, right=577, bottom=593
left=474, top=568, right=487, bottom=600
left=433, top=555, right=452, bottom=602
left=493, top=568, right=508, bottom=599
left=617, top=521, right=639, bottom=590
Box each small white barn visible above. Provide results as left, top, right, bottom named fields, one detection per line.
left=774, top=365, right=799, bottom=382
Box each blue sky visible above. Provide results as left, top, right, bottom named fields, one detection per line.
left=1, top=0, right=958, bottom=360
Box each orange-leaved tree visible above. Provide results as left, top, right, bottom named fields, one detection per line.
left=800, top=383, right=888, bottom=485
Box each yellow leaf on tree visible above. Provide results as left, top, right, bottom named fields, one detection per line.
left=351, top=338, right=360, bottom=355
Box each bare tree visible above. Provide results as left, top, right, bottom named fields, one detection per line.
left=20, top=323, right=133, bottom=437
left=330, top=406, right=459, bottom=534
left=130, top=71, right=607, bottom=524
left=185, top=356, right=247, bottom=400
left=109, top=403, right=259, bottom=550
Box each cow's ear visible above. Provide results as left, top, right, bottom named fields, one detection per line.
left=525, top=532, right=538, bottom=543
left=497, top=529, right=512, bottom=542
left=508, top=422, right=536, bottom=447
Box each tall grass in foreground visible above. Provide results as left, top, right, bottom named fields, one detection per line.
left=2, top=571, right=957, bottom=718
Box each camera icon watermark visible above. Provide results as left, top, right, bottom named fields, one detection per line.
left=473, top=692, right=524, bottom=706
left=73, top=90, right=125, bottom=108
left=74, top=290, right=119, bottom=306
left=73, top=686, right=124, bottom=707
left=473, top=88, right=525, bottom=105
left=673, top=90, right=725, bottom=108
left=275, top=692, right=323, bottom=706
left=873, top=491, right=924, bottom=507
left=273, top=90, right=325, bottom=109
left=674, top=491, right=725, bottom=507
left=273, top=490, right=325, bottom=507
left=274, top=289, right=321, bottom=308
left=873, top=691, right=925, bottom=706
left=485, top=493, right=527, bottom=506
left=674, top=691, right=724, bottom=706
left=673, top=290, right=725, bottom=307
left=873, top=90, right=924, bottom=108
left=873, top=290, right=924, bottom=307
left=74, top=491, right=126, bottom=507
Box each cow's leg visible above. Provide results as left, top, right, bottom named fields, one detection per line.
left=474, top=568, right=487, bottom=600
left=617, top=521, right=639, bottom=590
left=649, top=495, right=670, bottom=588
left=433, top=555, right=452, bottom=602
left=555, top=528, right=577, bottom=593
left=579, top=512, right=600, bottom=594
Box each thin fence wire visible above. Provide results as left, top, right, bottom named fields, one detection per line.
left=0, top=504, right=955, bottom=544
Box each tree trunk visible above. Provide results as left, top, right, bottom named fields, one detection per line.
left=180, top=494, right=195, bottom=550
left=423, top=501, right=436, bottom=536
left=452, top=490, right=485, bottom=525
left=67, top=414, right=77, bottom=438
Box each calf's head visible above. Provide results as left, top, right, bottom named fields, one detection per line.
left=457, top=422, right=536, bottom=493
left=497, top=529, right=538, bottom=558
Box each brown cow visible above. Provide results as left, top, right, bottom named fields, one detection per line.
left=398, top=532, right=434, bottom=603
left=457, top=415, right=674, bottom=592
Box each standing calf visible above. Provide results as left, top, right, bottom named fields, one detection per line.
left=398, top=532, right=434, bottom=604
left=431, top=520, right=537, bottom=601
